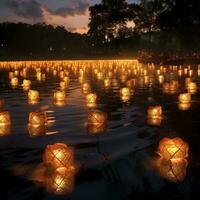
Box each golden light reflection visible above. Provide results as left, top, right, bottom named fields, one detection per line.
left=28, top=125, right=46, bottom=137
left=157, top=158, right=188, bottom=183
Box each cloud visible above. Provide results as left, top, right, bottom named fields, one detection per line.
left=5, top=0, right=43, bottom=20
left=47, top=1, right=89, bottom=17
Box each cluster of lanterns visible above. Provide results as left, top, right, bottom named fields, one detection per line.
left=156, top=137, right=189, bottom=182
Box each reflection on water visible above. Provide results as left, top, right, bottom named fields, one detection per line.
left=0, top=60, right=200, bottom=198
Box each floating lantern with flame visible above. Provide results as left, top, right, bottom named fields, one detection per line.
left=10, top=77, right=19, bottom=87
left=178, top=93, right=191, bottom=104
left=158, top=137, right=188, bottom=160
left=45, top=167, right=75, bottom=195
left=147, top=106, right=162, bottom=119
left=157, top=158, right=188, bottom=183
left=22, top=79, right=31, bottom=88
left=82, top=83, right=91, bottom=94
left=187, top=82, right=197, bottom=94
left=53, top=91, right=66, bottom=102
left=44, top=143, right=74, bottom=170
left=29, top=111, right=47, bottom=127
left=86, top=93, right=97, bottom=104
left=0, top=112, right=11, bottom=125
left=28, top=90, right=40, bottom=101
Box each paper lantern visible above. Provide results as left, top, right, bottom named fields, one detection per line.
left=29, top=111, right=47, bottom=127
left=120, top=87, right=131, bottom=96
left=9, top=72, right=14, bottom=79
left=121, top=95, right=131, bottom=103
left=44, top=143, right=74, bottom=170
left=0, top=124, right=11, bottom=136
left=0, top=112, right=11, bottom=125
left=60, top=81, right=67, bottom=90
left=28, top=90, right=40, bottom=101
left=53, top=91, right=66, bottom=102
left=147, top=106, right=162, bottom=119
left=22, top=79, right=31, bottom=88
left=86, top=93, right=97, bottom=104
left=157, top=158, right=188, bottom=183
left=178, top=103, right=191, bottom=111
left=10, top=77, right=19, bottom=87
left=178, top=93, right=191, bottom=104
left=187, top=82, right=197, bottom=94
left=45, top=167, right=75, bottom=195
left=104, top=79, right=111, bottom=88
left=158, top=75, right=164, bottom=84
left=82, top=83, right=91, bottom=94
left=87, top=111, right=107, bottom=125
left=28, top=125, right=46, bottom=137
left=158, top=137, right=188, bottom=160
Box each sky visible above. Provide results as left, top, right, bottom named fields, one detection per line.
left=0, top=0, right=138, bottom=34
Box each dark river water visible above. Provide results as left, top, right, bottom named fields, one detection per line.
left=0, top=60, right=200, bottom=200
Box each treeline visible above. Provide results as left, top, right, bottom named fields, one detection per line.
left=0, top=0, right=200, bottom=60
left=0, top=23, right=89, bottom=60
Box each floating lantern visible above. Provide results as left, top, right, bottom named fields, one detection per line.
left=126, top=79, right=136, bottom=88
left=0, top=112, right=11, bottom=125
left=86, top=93, right=97, bottom=104
left=9, top=72, right=14, bottom=79
left=158, top=137, right=188, bottom=160
left=0, top=124, right=11, bottom=136
left=53, top=91, right=66, bottom=102
left=28, top=90, right=40, bottom=101
left=178, top=93, right=191, bottom=104
left=87, top=111, right=107, bottom=126
left=45, top=167, right=75, bottom=195
left=187, top=82, right=197, bottom=94
left=60, top=81, right=67, bottom=90
left=10, top=77, right=19, bottom=87
left=120, top=87, right=131, bottom=97
left=121, top=95, right=131, bottom=103
left=104, top=79, right=111, bottom=88
left=158, top=75, right=164, bottom=84
left=147, top=106, right=162, bottom=119
left=157, top=158, right=188, bottom=183
left=29, top=111, right=47, bottom=127
left=22, top=79, right=31, bottom=88
left=28, top=125, right=46, bottom=137
left=44, top=143, right=74, bottom=170
left=82, top=83, right=91, bottom=94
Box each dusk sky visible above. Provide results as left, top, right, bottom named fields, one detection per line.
left=0, top=0, right=138, bottom=34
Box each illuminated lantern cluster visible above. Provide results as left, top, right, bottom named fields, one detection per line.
left=158, top=137, right=188, bottom=160
left=157, top=158, right=188, bottom=183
